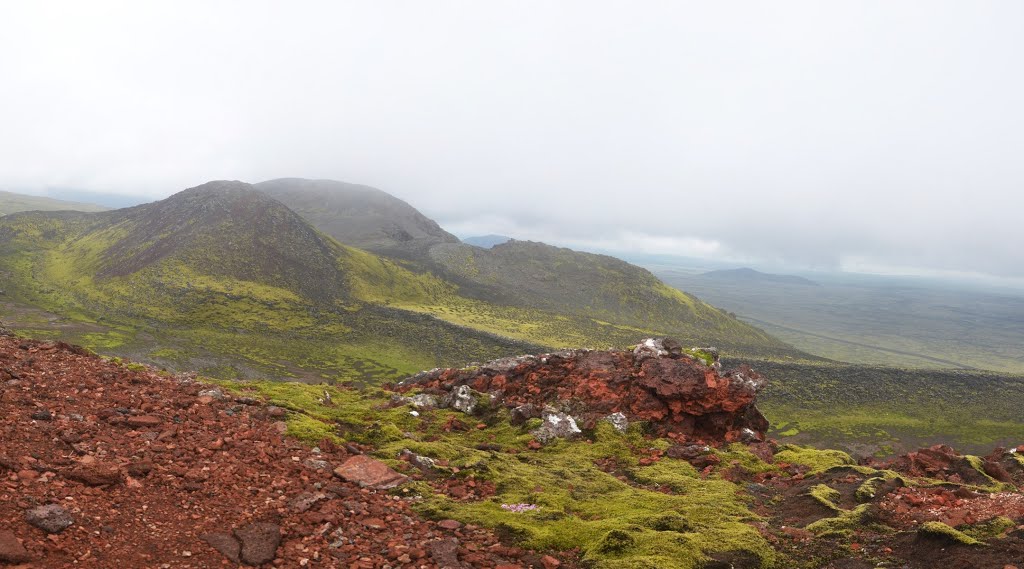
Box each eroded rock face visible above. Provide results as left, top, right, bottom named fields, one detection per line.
left=399, top=337, right=769, bottom=442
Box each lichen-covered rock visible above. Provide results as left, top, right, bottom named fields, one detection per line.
left=532, top=409, right=582, bottom=443
left=633, top=337, right=681, bottom=360
left=399, top=337, right=769, bottom=441
left=409, top=393, right=439, bottom=409
left=399, top=448, right=438, bottom=471
left=602, top=412, right=629, bottom=433
left=443, top=384, right=481, bottom=414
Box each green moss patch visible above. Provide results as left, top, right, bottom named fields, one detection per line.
left=773, top=445, right=854, bottom=474
left=804, top=504, right=871, bottom=538
left=918, top=521, right=983, bottom=545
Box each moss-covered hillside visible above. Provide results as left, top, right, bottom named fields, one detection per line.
left=259, top=178, right=801, bottom=359
left=0, top=180, right=798, bottom=383
left=0, top=189, right=109, bottom=216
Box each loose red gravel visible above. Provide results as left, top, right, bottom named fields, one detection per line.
left=0, top=335, right=560, bottom=568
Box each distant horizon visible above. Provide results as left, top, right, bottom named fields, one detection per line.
left=6, top=179, right=1024, bottom=293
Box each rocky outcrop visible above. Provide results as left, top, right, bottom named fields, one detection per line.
left=399, top=337, right=769, bottom=442
left=870, top=444, right=1024, bottom=487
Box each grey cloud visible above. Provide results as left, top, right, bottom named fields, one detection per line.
left=1, top=1, right=1022, bottom=278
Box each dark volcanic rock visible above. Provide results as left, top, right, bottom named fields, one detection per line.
left=428, top=538, right=463, bottom=567
left=234, top=522, right=281, bottom=566
left=201, top=532, right=241, bottom=563
left=399, top=337, right=769, bottom=441
left=25, top=504, right=74, bottom=534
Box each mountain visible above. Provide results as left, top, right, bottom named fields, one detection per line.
left=0, top=190, right=108, bottom=215
left=92, top=181, right=345, bottom=302
left=463, top=234, right=511, bottom=248
left=251, top=179, right=798, bottom=358
left=0, top=181, right=539, bottom=380
left=256, top=178, right=459, bottom=259
left=701, top=267, right=820, bottom=286
left=426, top=239, right=784, bottom=350
left=0, top=178, right=807, bottom=383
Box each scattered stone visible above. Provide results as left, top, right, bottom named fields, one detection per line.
left=443, top=384, right=480, bottom=414
left=66, top=462, right=123, bottom=486
left=0, top=530, right=31, bottom=563
left=234, top=522, right=281, bottom=566
left=531, top=410, right=581, bottom=444
left=197, top=387, right=225, bottom=400
left=126, top=415, right=162, bottom=428
left=540, top=554, right=562, bottom=569
left=737, top=427, right=762, bottom=444
left=30, top=409, right=53, bottom=421
left=427, top=538, right=462, bottom=567
left=201, top=532, right=241, bottom=563
left=127, top=460, right=155, bottom=477
left=267, top=406, right=287, bottom=418
left=333, top=454, right=408, bottom=489
left=303, top=458, right=332, bottom=471
left=408, top=393, right=439, bottom=409
left=399, top=449, right=438, bottom=471
left=437, top=519, right=463, bottom=530
left=667, top=443, right=720, bottom=468
left=633, top=337, right=680, bottom=360
left=289, top=492, right=330, bottom=513
left=361, top=518, right=386, bottom=529
left=25, top=503, right=74, bottom=534
left=510, top=403, right=542, bottom=426
left=602, top=412, right=629, bottom=433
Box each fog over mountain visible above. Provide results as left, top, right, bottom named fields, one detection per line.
left=2, top=1, right=1022, bottom=280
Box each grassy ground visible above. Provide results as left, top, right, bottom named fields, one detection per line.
left=753, top=359, right=1024, bottom=455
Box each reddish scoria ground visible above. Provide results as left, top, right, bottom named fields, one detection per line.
left=0, top=335, right=569, bottom=569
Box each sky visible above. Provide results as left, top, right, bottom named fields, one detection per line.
left=2, top=1, right=1023, bottom=281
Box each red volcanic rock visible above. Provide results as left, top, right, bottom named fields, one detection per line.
left=333, top=454, right=409, bottom=489
left=0, top=530, right=31, bottom=563
left=874, top=444, right=1002, bottom=486
left=398, top=338, right=769, bottom=442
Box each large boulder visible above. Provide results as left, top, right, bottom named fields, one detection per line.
left=398, top=337, right=769, bottom=442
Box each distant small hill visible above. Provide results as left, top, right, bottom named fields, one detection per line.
left=0, top=190, right=108, bottom=215
left=463, top=234, right=511, bottom=248
left=255, top=178, right=459, bottom=258
left=701, top=267, right=819, bottom=286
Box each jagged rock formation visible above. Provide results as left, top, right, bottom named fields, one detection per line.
left=399, top=337, right=769, bottom=442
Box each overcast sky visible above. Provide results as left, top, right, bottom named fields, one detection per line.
left=2, top=1, right=1022, bottom=281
